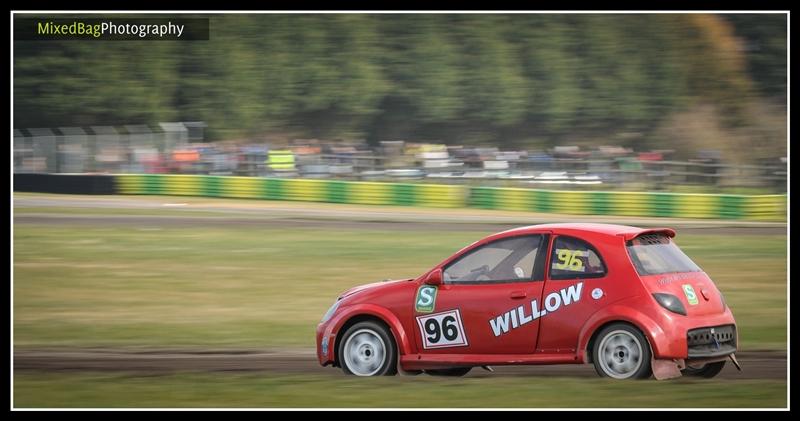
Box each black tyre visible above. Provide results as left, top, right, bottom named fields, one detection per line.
left=592, top=323, right=653, bottom=379
left=338, top=321, right=397, bottom=376
left=682, top=361, right=726, bottom=378
left=425, top=367, right=472, bottom=377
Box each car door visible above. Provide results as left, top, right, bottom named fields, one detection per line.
left=536, top=235, right=609, bottom=354
left=413, top=234, right=549, bottom=355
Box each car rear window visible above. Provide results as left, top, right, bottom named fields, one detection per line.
left=626, top=234, right=702, bottom=275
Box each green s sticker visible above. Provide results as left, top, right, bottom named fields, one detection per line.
left=682, top=284, right=699, bottom=305
left=415, top=285, right=438, bottom=313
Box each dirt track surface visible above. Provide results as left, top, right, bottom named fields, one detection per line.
left=14, top=348, right=786, bottom=380
left=13, top=194, right=787, bottom=235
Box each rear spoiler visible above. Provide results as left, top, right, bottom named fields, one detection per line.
left=619, top=228, right=676, bottom=241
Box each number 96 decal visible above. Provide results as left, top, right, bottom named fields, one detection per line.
left=416, top=309, right=468, bottom=349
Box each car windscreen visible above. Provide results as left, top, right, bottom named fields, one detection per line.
left=626, top=234, right=702, bottom=276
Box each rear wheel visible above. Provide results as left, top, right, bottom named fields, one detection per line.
left=425, top=367, right=472, bottom=377
left=338, top=321, right=397, bottom=376
left=682, top=361, right=726, bottom=378
left=592, top=323, right=652, bottom=379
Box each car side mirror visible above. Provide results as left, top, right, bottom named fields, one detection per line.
left=423, top=269, right=443, bottom=285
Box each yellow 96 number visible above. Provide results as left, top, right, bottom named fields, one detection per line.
left=554, top=249, right=585, bottom=272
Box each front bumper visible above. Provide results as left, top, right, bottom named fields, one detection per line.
left=316, top=321, right=337, bottom=366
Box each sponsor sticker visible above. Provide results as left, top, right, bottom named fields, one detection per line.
left=321, top=336, right=329, bottom=357
left=656, top=273, right=696, bottom=286
left=415, top=285, right=438, bottom=313
left=416, top=309, right=468, bottom=349
left=682, top=284, right=699, bottom=305
left=591, top=288, right=603, bottom=300
left=488, top=282, right=583, bottom=337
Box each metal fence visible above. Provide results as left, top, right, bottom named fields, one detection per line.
left=13, top=123, right=194, bottom=174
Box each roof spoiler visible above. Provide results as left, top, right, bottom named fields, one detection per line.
left=619, top=228, right=676, bottom=241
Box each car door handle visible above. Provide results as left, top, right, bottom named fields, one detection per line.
left=510, top=291, right=527, bottom=299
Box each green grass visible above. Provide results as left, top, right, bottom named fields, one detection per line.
left=13, top=372, right=787, bottom=408
left=13, top=207, right=786, bottom=350
left=13, top=221, right=479, bottom=348
left=12, top=203, right=788, bottom=408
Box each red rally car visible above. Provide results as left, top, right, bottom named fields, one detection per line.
left=316, top=223, right=739, bottom=380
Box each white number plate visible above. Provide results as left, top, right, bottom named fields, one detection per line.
left=416, top=309, right=468, bottom=349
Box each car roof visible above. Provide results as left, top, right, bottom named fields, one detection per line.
left=498, top=223, right=676, bottom=241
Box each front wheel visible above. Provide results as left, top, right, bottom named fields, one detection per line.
left=338, top=321, right=397, bottom=376
left=682, top=361, right=726, bottom=378
left=425, top=367, right=472, bottom=377
left=592, top=323, right=653, bottom=379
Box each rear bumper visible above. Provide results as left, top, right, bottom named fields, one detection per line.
left=686, top=324, right=737, bottom=358
left=650, top=307, right=737, bottom=359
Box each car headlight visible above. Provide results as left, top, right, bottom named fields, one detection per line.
left=652, top=293, right=687, bottom=316
left=321, top=299, right=341, bottom=323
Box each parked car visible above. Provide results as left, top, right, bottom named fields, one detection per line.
left=316, top=223, right=739, bottom=380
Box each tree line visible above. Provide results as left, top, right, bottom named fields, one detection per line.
left=14, top=14, right=786, bottom=151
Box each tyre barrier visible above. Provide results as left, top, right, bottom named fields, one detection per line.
left=469, top=186, right=787, bottom=221
left=14, top=173, right=787, bottom=221
left=114, top=174, right=468, bottom=209
left=14, top=173, right=116, bottom=195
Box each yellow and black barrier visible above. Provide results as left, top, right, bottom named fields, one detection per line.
left=14, top=173, right=787, bottom=221
left=114, top=174, right=467, bottom=208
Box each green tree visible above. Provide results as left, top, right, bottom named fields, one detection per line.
left=13, top=13, right=785, bottom=154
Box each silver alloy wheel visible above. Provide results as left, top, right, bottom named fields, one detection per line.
left=342, top=328, right=387, bottom=376
left=597, top=329, right=644, bottom=379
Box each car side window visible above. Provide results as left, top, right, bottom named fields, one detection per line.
left=443, top=235, right=543, bottom=284
left=549, top=236, right=606, bottom=279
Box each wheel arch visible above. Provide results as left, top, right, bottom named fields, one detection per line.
left=330, top=304, right=412, bottom=367
left=578, top=304, right=665, bottom=363
left=583, top=320, right=653, bottom=364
